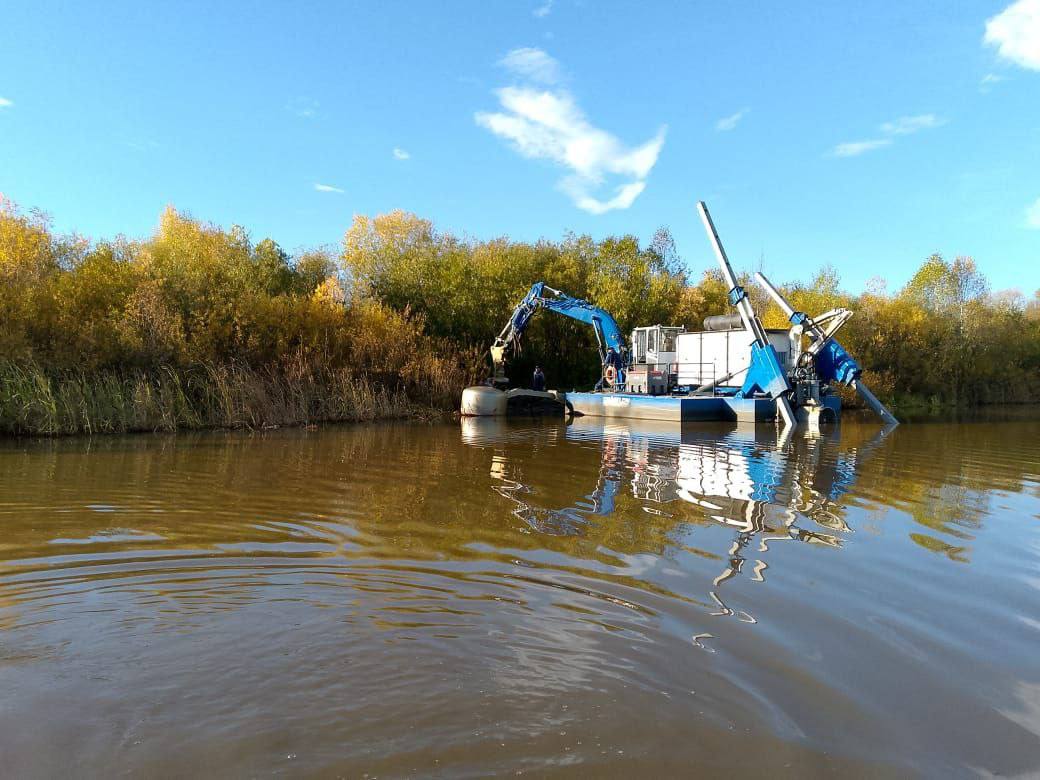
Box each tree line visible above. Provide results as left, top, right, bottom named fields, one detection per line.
left=343, top=209, right=1040, bottom=407
left=1, top=197, right=1037, bottom=433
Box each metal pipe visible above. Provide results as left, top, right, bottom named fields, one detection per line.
left=699, top=202, right=795, bottom=430
left=754, top=272, right=796, bottom=319
left=853, top=380, right=899, bottom=426
left=776, top=395, right=797, bottom=428
left=697, top=202, right=768, bottom=347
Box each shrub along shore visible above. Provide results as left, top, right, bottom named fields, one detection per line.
left=1, top=199, right=1038, bottom=436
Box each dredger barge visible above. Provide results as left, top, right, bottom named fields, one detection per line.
left=461, top=201, right=897, bottom=428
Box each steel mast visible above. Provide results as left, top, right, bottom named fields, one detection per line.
left=696, top=201, right=796, bottom=429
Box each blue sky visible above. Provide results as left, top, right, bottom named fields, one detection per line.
left=1, top=0, right=1038, bottom=294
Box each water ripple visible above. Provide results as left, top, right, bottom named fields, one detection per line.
left=1, top=416, right=1039, bottom=776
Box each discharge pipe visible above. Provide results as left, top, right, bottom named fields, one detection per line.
left=850, top=381, right=899, bottom=427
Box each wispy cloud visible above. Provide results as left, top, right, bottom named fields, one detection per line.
left=0, top=97, right=12, bottom=109
left=980, top=72, right=1007, bottom=92
left=831, top=139, right=894, bottom=157
left=533, top=0, right=552, bottom=18
left=476, top=49, right=666, bottom=214
left=715, top=108, right=748, bottom=132
left=830, top=113, right=944, bottom=157
left=393, top=147, right=410, bottom=160
left=560, top=179, right=649, bottom=215
left=879, top=113, right=945, bottom=135
left=288, top=97, right=319, bottom=118
left=1026, top=196, right=1040, bottom=229
left=985, top=0, right=1040, bottom=71
left=498, top=47, right=561, bottom=85
left=314, top=183, right=344, bottom=193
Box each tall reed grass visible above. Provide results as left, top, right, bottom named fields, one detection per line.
left=0, top=360, right=443, bottom=436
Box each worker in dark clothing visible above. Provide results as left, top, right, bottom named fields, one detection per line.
left=532, top=365, right=546, bottom=391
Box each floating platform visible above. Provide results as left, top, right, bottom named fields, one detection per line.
left=460, top=386, right=569, bottom=417
left=460, top=386, right=841, bottom=425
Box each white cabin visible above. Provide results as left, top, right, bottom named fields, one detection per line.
left=630, top=325, right=685, bottom=368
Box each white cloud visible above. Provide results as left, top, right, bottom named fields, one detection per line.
left=476, top=83, right=666, bottom=214
left=533, top=0, right=552, bottom=18
left=715, top=108, right=748, bottom=131
left=1026, top=197, right=1040, bottom=229
left=0, top=97, right=12, bottom=108
left=831, top=113, right=943, bottom=157
left=560, top=179, right=646, bottom=215
left=879, top=113, right=944, bottom=135
left=288, top=97, right=319, bottom=118
left=830, top=139, right=893, bottom=157
left=393, top=147, right=410, bottom=160
left=314, top=183, right=344, bottom=193
left=985, top=0, right=1040, bottom=71
left=498, top=47, right=561, bottom=85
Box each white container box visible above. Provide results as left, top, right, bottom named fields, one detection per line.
left=675, top=329, right=793, bottom=388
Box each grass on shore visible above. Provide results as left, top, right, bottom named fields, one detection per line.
left=0, top=360, right=434, bottom=437
left=4, top=357, right=1030, bottom=438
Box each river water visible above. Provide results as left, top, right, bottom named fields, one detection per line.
left=1, top=413, right=1039, bottom=777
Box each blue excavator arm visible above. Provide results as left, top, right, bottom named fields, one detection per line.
left=491, top=282, right=627, bottom=388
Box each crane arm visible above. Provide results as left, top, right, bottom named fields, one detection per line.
left=490, top=282, right=626, bottom=387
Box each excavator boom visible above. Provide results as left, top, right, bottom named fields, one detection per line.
left=491, top=282, right=626, bottom=388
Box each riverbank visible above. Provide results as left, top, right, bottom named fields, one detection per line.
left=6, top=365, right=1034, bottom=438
left=3, top=200, right=1038, bottom=437
left=0, top=361, right=455, bottom=437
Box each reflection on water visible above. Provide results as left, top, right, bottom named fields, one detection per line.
left=466, top=417, right=887, bottom=626
left=2, top=414, right=1040, bottom=777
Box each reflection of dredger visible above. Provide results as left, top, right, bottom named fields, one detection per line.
left=463, top=415, right=881, bottom=527
left=571, top=418, right=867, bottom=534
left=462, top=416, right=890, bottom=609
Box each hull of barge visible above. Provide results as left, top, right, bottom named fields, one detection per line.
left=461, top=386, right=841, bottom=425
left=565, top=392, right=780, bottom=423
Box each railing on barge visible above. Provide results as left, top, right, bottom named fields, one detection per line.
left=623, top=361, right=747, bottom=396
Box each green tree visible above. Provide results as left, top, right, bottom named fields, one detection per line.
left=251, top=238, right=294, bottom=297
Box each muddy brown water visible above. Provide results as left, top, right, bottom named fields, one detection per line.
left=1, top=412, right=1039, bottom=777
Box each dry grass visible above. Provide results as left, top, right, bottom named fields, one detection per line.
left=0, top=359, right=447, bottom=436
